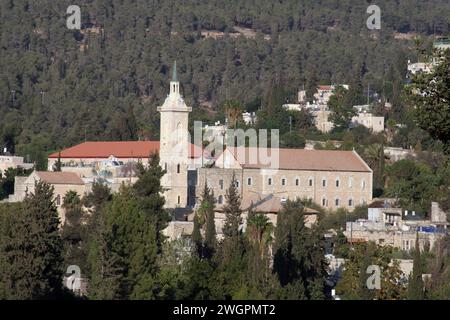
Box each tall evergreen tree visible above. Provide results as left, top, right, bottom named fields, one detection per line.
left=273, top=200, right=328, bottom=300
left=61, top=191, right=87, bottom=273
left=220, top=177, right=244, bottom=265
left=408, top=235, right=425, bottom=300
left=0, top=181, right=64, bottom=299
left=199, top=183, right=216, bottom=259
left=132, top=152, right=169, bottom=251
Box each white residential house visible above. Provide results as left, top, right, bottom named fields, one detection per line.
left=242, top=112, right=258, bottom=125
left=0, top=154, right=33, bottom=176
left=407, top=61, right=433, bottom=75
left=351, top=112, right=384, bottom=133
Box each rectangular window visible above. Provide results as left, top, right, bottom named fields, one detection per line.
left=309, top=179, right=313, bottom=187
left=281, top=178, right=286, bottom=186
left=247, top=177, right=252, bottom=186
left=219, top=179, right=224, bottom=190
left=295, top=178, right=299, bottom=186
left=322, top=179, right=326, bottom=187
left=268, top=178, right=272, bottom=186
left=336, top=180, right=340, bottom=187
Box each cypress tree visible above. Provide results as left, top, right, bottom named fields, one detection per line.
left=61, top=191, right=86, bottom=271
left=220, top=176, right=244, bottom=264
left=132, top=152, right=169, bottom=251
left=192, top=215, right=203, bottom=257
left=201, top=183, right=216, bottom=259
left=408, top=234, right=425, bottom=300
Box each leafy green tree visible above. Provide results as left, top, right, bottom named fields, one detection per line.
left=328, top=85, right=357, bottom=131
left=61, top=191, right=87, bottom=272
left=104, top=185, right=159, bottom=299
left=385, top=159, right=438, bottom=213
left=336, top=242, right=407, bottom=300
left=273, top=200, right=328, bottom=299
left=408, top=50, right=450, bottom=154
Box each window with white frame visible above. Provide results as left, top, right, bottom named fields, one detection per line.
left=247, top=177, right=252, bottom=186
left=295, top=177, right=300, bottom=186
left=348, top=177, right=353, bottom=188
left=308, top=177, right=313, bottom=187
left=335, top=198, right=340, bottom=207
left=268, top=177, right=272, bottom=186
left=281, top=177, right=286, bottom=186
left=348, top=198, right=353, bottom=207
left=219, top=179, right=224, bottom=190
left=322, top=197, right=327, bottom=207
left=322, top=178, right=327, bottom=187
left=335, top=178, right=340, bottom=187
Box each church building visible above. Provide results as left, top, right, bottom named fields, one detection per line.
left=46, top=61, right=373, bottom=214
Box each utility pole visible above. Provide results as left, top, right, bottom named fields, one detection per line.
left=11, top=90, right=16, bottom=106
left=40, top=90, right=45, bottom=104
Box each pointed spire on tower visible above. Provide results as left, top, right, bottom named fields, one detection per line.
left=172, top=60, right=178, bottom=82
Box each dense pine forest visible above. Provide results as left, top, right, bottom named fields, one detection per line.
left=0, top=0, right=449, bottom=165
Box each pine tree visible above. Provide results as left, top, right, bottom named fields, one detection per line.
left=0, top=181, right=64, bottom=299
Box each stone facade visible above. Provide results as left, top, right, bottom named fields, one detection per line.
left=351, top=112, right=384, bottom=133
left=157, top=61, right=192, bottom=209
left=197, top=151, right=373, bottom=212
left=9, top=171, right=86, bottom=225
left=0, top=155, right=33, bottom=175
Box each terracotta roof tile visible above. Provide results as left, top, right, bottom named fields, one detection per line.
left=35, top=171, right=85, bottom=185
left=49, top=141, right=201, bottom=159
left=228, top=147, right=371, bottom=172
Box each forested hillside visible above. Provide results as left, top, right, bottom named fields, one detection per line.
left=0, top=0, right=449, bottom=165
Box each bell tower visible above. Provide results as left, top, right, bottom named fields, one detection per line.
left=157, top=61, right=192, bottom=208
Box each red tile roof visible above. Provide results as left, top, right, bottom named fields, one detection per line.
left=227, top=147, right=372, bottom=172
left=35, top=171, right=85, bottom=185
left=49, top=141, right=202, bottom=159
left=317, top=85, right=333, bottom=91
